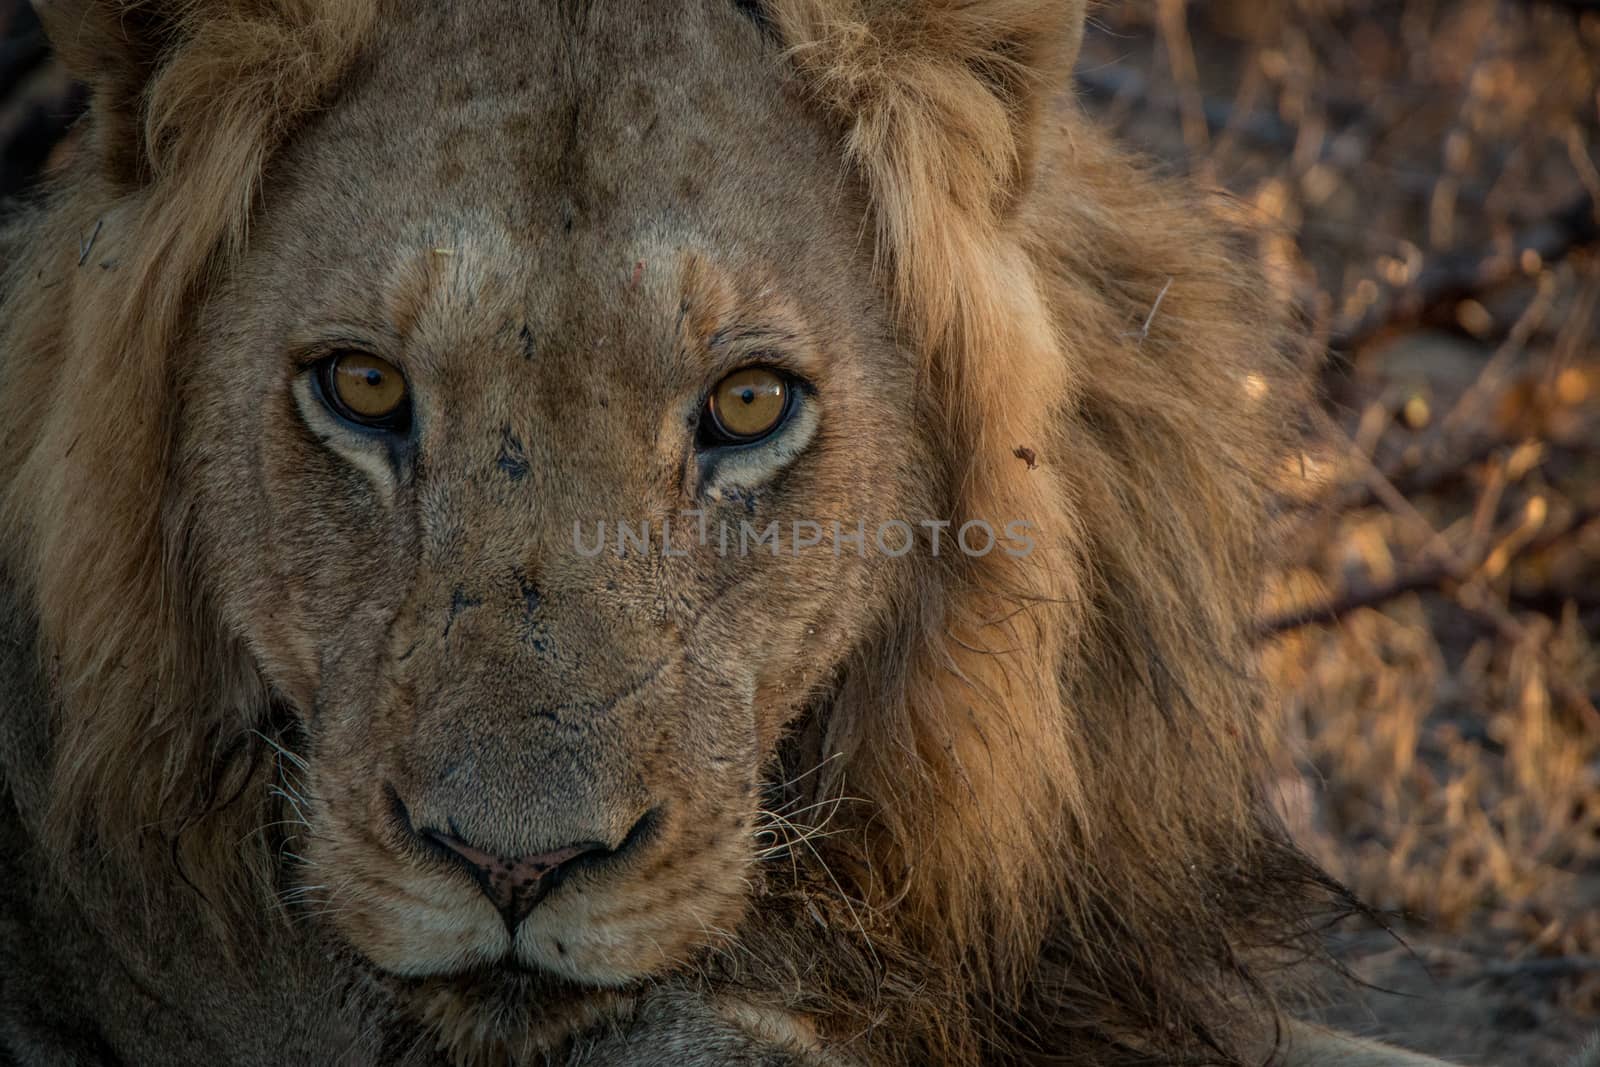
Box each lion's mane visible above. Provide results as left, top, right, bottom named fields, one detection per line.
left=0, top=2, right=1352, bottom=1064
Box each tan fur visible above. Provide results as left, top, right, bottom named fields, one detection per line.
left=0, top=1, right=1473, bottom=1065
left=3, top=0, right=379, bottom=916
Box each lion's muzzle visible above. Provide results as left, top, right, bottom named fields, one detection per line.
left=391, top=786, right=660, bottom=929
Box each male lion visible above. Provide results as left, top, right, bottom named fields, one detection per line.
left=0, top=1, right=1530, bottom=1065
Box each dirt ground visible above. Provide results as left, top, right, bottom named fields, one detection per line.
left=1075, top=2, right=1599, bottom=1062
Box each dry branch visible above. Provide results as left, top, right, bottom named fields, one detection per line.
left=1257, top=564, right=1454, bottom=637
left=1331, top=191, right=1600, bottom=352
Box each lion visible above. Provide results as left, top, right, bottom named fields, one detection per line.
left=0, top=1, right=1552, bottom=1065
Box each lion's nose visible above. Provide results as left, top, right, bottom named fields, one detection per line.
left=420, top=827, right=609, bottom=928
left=387, top=787, right=660, bottom=927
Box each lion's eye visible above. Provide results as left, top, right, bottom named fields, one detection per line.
left=704, top=368, right=790, bottom=445
left=316, top=352, right=410, bottom=431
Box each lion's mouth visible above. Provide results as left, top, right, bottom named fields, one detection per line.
left=331, top=907, right=621, bottom=994
left=346, top=939, right=623, bottom=1015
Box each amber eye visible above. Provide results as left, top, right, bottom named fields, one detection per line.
left=317, top=352, right=410, bottom=431
left=705, top=367, right=790, bottom=444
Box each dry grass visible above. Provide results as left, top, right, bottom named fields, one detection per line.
left=1080, top=1, right=1600, bottom=1060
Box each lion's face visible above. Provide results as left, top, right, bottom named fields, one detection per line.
left=5, top=0, right=1357, bottom=1059
left=179, top=1, right=926, bottom=999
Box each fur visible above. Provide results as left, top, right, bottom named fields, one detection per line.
left=0, top=1, right=1486, bottom=1065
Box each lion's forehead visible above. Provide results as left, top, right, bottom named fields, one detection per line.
left=258, top=0, right=849, bottom=297
left=232, top=0, right=866, bottom=457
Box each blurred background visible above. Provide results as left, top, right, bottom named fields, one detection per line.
left=3, top=0, right=1598, bottom=1062
left=1074, top=2, right=1599, bottom=1061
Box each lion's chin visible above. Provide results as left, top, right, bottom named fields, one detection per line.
left=391, top=964, right=632, bottom=1063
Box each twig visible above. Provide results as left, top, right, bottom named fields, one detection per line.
left=1123, top=277, right=1173, bottom=345
left=1330, top=190, right=1599, bottom=352
left=1156, top=0, right=1211, bottom=170
left=1261, top=504, right=1598, bottom=639
left=1074, top=66, right=1302, bottom=150
left=1257, top=564, right=1454, bottom=637
left=1316, top=276, right=1560, bottom=523
left=77, top=218, right=101, bottom=267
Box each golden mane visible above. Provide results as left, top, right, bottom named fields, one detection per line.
left=0, top=0, right=377, bottom=908
left=0, top=1, right=1349, bottom=1063
left=760, top=1, right=1344, bottom=1060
